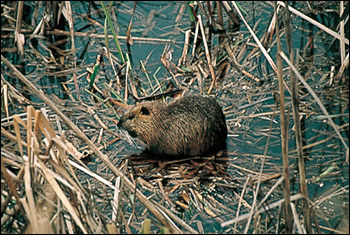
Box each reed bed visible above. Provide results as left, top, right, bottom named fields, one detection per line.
left=1, top=1, right=349, bottom=234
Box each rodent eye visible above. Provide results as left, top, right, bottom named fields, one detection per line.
left=128, top=114, right=135, bottom=120
left=140, top=107, right=150, bottom=115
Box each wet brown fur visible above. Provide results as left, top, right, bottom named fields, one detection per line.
left=117, top=95, right=227, bottom=156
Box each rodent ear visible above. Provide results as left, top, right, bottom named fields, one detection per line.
left=140, top=106, right=151, bottom=115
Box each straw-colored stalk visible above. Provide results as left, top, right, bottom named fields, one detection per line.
left=278, top=52, right=349, bottom=151
left=232, top=1, right=291, bottom=95
left=1, top=54, right=183, bottom=234
left=15, top=1, right=24, bottom=55
left=49, top=28, right=175, bottom=43
left=283, top=3, right=312, bottom=233
left=274, top=4, right=292, bottom=233
left=277, top=1, right=349, bottom=45
left=61, top=1, right=80, bottom=100
left=221, top=194, right=304, bottom=227
left=196, top=15, right=216, bottom=94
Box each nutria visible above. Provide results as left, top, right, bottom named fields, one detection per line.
left=117, top=95, right=227, bottom=156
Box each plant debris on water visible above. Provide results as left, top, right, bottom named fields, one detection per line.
left=1, top=1, right=349, bottom=234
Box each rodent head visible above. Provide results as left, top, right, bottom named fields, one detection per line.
left=117, top=102, right=163, bottom=144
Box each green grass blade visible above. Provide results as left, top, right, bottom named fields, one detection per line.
left=100, top=1, right=125, bottom=63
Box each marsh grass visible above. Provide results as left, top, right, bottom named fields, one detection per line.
left=1, top=1, right=349, bottom=234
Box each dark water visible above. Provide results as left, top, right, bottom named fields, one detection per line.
left=1, top=1, right=348, bottom=233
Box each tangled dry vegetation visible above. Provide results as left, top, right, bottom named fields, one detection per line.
left=1, top=1, right=349, bottom=234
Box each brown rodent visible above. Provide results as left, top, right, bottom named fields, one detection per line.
left=117, top=95, right=227, bottom=156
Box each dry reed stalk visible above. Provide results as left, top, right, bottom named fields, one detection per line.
left=278, top=52, right=349, bottom=150
left=221, top=193, right=305, bottom=227
left=283, top=2, right=312, bottom=233
left=155, top=202, right=199, bottom=234
left=223, top=38, right=261, bottom=83
left=191, top=19, right=200, bottom=58
left=2, top=84, right=10, bottom=121
left=126, top=2, right=136, bottom=46
left=3, top=105, right=93, bottom=233
left=140, top=60, right=154, bottom=90
left=157, top=180, right=176, bottom=208
left=228, top=162, right=272, bottom=179
left=1, top=160, right=26, bottom=216
left=26, top=106, right=33, bottom=172
left=196, top=15, right=216, bottom=94
left=160, top=45, right=182, bottom=89
left=62, top=1, right=75, bottom=54
left=14, top=1, right=24, bottom=55
left=23, top=154, right=38, bottom=232
left=243, top=103, right=278, bottom=233
left=1, top=54, right=182, bottom=234
left=256, top=176, right=284, bottom=209
left=339, top=1, right=346, bottom=64
left=277, top=1, right=349, bottom=45
left=264, top=5, right=279, bottom=47
left=232, top=2, right=277, bottom=74
left=232, top=2, right=291, bottom=95
left=335, top=52, right=349, bottom=80
left=290, top=202, right=306, bottom=233
left=46, top=28, right=176, bottom=43
left=179, top=29, right=191, bottom=66
left=217, top=1, right=224, bottom=43
left=221, top=1, right=240, bottom=25
left=275, top=3, right=292, bottom=232
left=234, top=175, right=250, bottom=232
left=206, top=193, right=237, bottom=214
left=39, top=158, right=87, bottom=233
left=317, top=225, right=348, bottom=234
left=125, top=57, right=139, bottom=100
left=61, top=1, right=80, bottom=100
left=301, top=136, right=332, bottom=151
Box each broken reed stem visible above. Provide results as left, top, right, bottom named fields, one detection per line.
left=191, top=19, right=200, bottom=58
left=39, top=158, right=88, bottom=233
left=274, top=3, right=292, bottom=232
left=278, top=52, right=349, bottom=151
left=179, top=30, right=191, bottom=66
left=61, top=1, right=80, bottom=100
left=154, top=202, right=199, bottom=234
left=335, top=52, right=349, bottom=81
left=283, top=3, right=312, bottom=233
left=290, top=202, right=306, bottom=233
left=45, top=29, right=175, bottom=43
left=197, top=15, right=216, bottom=94
left=277, top=1, right=349, bottom=45
left=232, top=1, right=291, bottom=95
left=15, top=1, right=24, bottom=55
left=232, top=2, right=277, bottom=74
left=234, top=175, right=250, bottom=232
left=1, top=160, right=27, bottom=216
left=15, top=1, right=23, bottom=36
left=221, top=194, right=305, bottom=227
left=339, top=1, right=345, bottom=64
left=62, top=1, right=75, bottom=53
left=243, top=102, right=278, bottom=233
left=1, top=55, right=181, bottom=234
